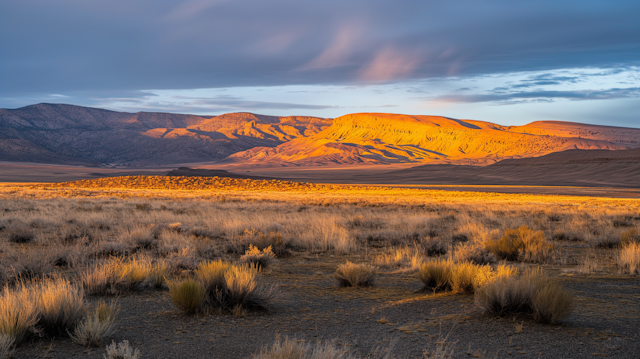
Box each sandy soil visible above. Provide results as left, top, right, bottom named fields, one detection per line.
left=14, top=253, right=640, bottom=359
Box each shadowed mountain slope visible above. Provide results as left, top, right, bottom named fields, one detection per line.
left=226, top=113, right=640, bottom=166
left=352, top=148, right=640, bottom=188
left=0, top=104, right=330, bottom=165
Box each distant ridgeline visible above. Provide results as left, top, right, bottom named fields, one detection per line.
left=2, top=104, right=640, bottom=167
left=0, top=103, right=329, bottom=166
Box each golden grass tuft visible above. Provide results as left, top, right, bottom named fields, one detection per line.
left=190, top=261, right=274, bottom=313
left=531, top=280, right=575, bottom=324
left=149, top=261, right=168, bottom=289
left=120, top=256, right=151, bottom=289
left=240, top=245, right=276, bottom=270
left=0, top=285, right=37, bottom=344
left=475, top=270, right=574, bottom=324
left=617, top=242, right=640, bottom=275
left=70, top=300, right=120, bottom=347
left=222, top=265, right=264, bottom=309
left=620, top=228, right=639, bottom=246
left=81, top=258, right=128, bottom=296
left=0, top=334, right=14, bottom=359
left=168, top=279, right=204, bottom=315
left=334, top=262, right=376, bottom=287
left=196, top=260, right=230, bottom=294
left=485, top=226, right=553, bottom=263
left=35, top=277, right=86, bottom=337
left=418, top=260, right=517, bottom=294
left=103, top=340, right=140, bottom=359
left=252, top=336, right=354, bottom=359
left=82, top=256, right=152, bottom=295
left=418, top=260, right=453, bottom=292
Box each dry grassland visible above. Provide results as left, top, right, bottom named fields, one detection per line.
left=0, top=176, right=639, bottom=358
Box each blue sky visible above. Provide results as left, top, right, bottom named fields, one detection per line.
left=1, top=0, right=639, bottom=126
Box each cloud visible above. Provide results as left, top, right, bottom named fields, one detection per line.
left=298, top=23, right=365, bottom=70
left=173, top=95, right=337, bottom=110
left=358, top=47, right=422, bottom=82
left=433, top=87, right=640, bottom=104
left=2, top=0, right=639, bottom=100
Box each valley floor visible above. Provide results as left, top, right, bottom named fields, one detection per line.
left=14, top=255, right=640, bottom=359
left=1, top=178, right=639, bottom=358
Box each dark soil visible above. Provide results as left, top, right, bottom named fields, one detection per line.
left=15, top=255, right=640, bottom=359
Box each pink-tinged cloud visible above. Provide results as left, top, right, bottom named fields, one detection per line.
left=358, top=47, right=422, bottom=82
left=298, top=23, right=365, bottom=70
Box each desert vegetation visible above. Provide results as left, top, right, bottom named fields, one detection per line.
left=0, top=177, right=639, bottom=358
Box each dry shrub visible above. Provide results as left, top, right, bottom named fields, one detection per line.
left=620, top=228, right=639, bottom=246
left=449, top=262, right=495, bottom=294
left=485, top=226, right=553, bottom=263
left=419, top=260, right=516, bottom=294
left=222, top=265, right=268, bottom=310
left=334, top=262, right=375, bottom=287
left=0, top=286, right=37, bottom=344
left=124, top=229, right=156, bottom=250
left=149, top=261, right=167, bottom=289
left=96, top=242, right=131, bottom=258
left=35, top=277, right=86, bottom=337
left=59, top=225, right=94, bottom=244
left=574, top=256, right=598, bottom=276
left=420, top=237, right=447, bottom=256
left=531, top=281, right=575, bottom=324
left=0, top=334, right=14, bottom=359
left=240, top=245, right=276, bottom=270
left=418, top=260, right=453, bottom=292
left=475, top=271, right=574, bottom=324
left=374, top=247, right=422, bottom=270
left=239, top=230, right=290, bottom=257
left=156, top=231, right=194, bottom=257
left=552, top=230, right=583, bottom=242
left=594, top=238, right=620, bottom=249
left=6, top=228, right=34, bottom=243
left=70, top=300, right=120, bottom=347
left=253, top=336, right=354, bottom=359
left=197, top=260, right=230, bottom=294
left=81, top=259, right=127, bottom=296
left=120, top=256, right=151, bottom=289
left=82, top=256, right=151, bottom=295
left=617, top=243, right=640, bottom=275
left=451, top=242, right=495, bottom=265
left=3, top=248, right=55, bottom=285
left=199, top=263, right=274, bottom=312
left=168, top=279, right=204, bottom=315
left=192, top=238, right=218, bottom=260
left=103, top=340, right=140, bottom=359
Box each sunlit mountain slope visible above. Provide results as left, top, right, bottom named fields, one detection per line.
left=226, top=113, right=640, bottom=166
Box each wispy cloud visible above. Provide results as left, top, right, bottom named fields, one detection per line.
left=298, top=23, right=365, bottom=70
left=358, top=47, right=422, bottom=82
left=433, top=87, right=640, bottom=104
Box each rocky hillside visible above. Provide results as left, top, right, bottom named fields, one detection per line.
left=0, top=104, right=330, bottom=165
left=225, top=113, right=640, bottom=166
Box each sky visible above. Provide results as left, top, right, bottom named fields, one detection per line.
left=1, top=0, right=639, bottom=127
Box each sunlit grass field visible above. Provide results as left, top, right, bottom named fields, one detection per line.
left=0, top=176, right=639, bottom=358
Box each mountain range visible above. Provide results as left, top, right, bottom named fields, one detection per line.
left=0, top=103, right=329, bottom=166
left=1, top=104, right=640, bottom=167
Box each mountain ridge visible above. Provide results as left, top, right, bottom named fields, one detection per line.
left=0, top=103, right=331, bottom=165
left=2, top=104, right=640, bottom=167
left=225, top=113, right=640, bottom=166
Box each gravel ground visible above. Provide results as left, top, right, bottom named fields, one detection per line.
left=15, top=255, right=640, bottom=359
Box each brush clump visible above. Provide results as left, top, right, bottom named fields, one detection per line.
left=475, top=269, right=574, bottom=324
left=334, top=262, right=376, bottom=287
